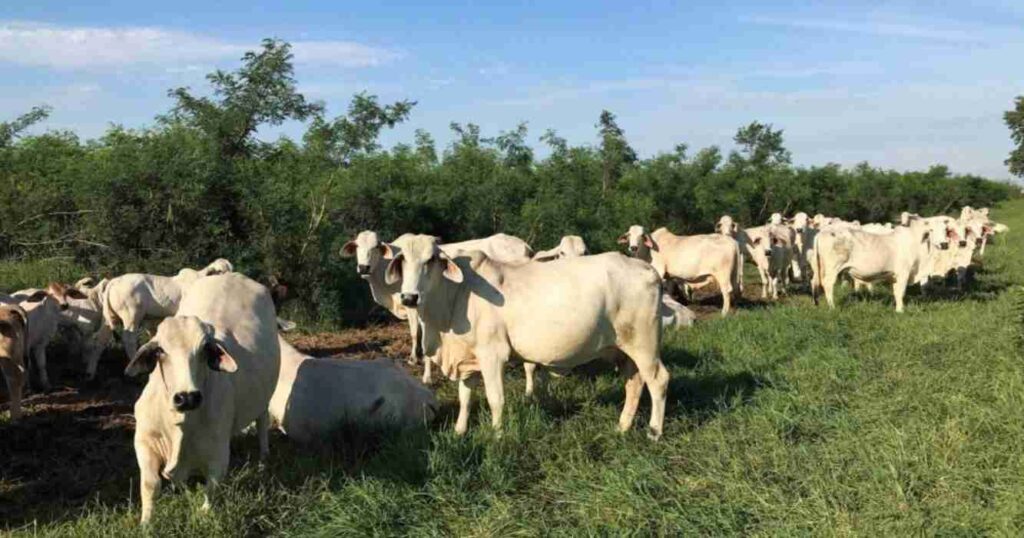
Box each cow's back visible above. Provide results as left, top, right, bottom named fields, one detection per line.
left=492, top=252, right=661, bottom=367
left=177, top=273, right=280, bottom=434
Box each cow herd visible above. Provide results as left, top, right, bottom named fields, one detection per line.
left=0, top=205, right=1007, bottom=524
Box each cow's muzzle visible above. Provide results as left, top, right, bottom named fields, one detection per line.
left=628, top=246, right=638, bottom=255
left=172, top=391, right=203, bottom=412
left=939, top=241, right=950, bottom=250
left=356, top=264, right=371, bottom=276
left=400, top=293, right=419, bottom=307
left=958, top=240, right=967, bottom=248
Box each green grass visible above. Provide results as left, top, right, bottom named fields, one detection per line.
left=6, top=201, right=1024, bottom=536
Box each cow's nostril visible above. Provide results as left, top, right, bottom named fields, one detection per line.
left=401, top=294, right=419, bottom=307
left=959, top=240, right=967, bottom=247
left=356, top=264, right=370, bottom=275
left=173, top=393, right=187, bottom=409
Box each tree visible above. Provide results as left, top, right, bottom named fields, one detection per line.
left=0, top=106, right=51, bottom=148
left=597, top=110, right=637, bottom=192
left=1005, top=96, right=1024, bottom=177
left=489, top=122, right=533, bottom=169
left=166, top=39, right=323, bottom=159
left=732, top=121, right=790, bottom=169
left=304, top=92, right=415, bottom=165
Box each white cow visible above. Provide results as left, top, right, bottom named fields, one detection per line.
left=621, top=225, right=740, bottom=316
left=716, top=215, right=771, bottom=299
left=765, top=223, right=796, bottom=299
left=268, top=338, right=437, bottom=443
left=812, top=217, right=954, bottom=312
left=343, top=231, right=533, bottom=385
left=2, top=288, right=63, bottom=390
left=388, top=235, right=670, bottom=439
left=102, top=259, right=234, bottom=360
left=532, top=235, right=588, bottom=261
left=860, top=223, right=893, bottom=234
left=34, top=279, right=113, bottom=380
left=126, top=273, right=280, bottom=524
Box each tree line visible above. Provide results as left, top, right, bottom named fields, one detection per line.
left=0, top=39, right=1017, bottom=324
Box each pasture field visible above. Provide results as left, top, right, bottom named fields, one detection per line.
left=2, top=201, right=1024, bottom=536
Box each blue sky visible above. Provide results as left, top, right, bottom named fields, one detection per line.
left=2, top=0, right=1023, bottom=179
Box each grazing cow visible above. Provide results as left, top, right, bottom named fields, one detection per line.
left=126, top=273, right=280, bottom=524
left=268, top=338, right=437, bottom=444
left=532, top=235, right=588, bottom=261
left=0, top=304, right=29, bottom=420
left=660, top=294, right=695, bottom=329
left=102, top=259, right=234, bottom=360
left=716, top=215, right=771, bottom=298
left=621, top=225, right=740, bottom=316
left=388, top=235, right=669, bottom=439
left=812, top=217, right=954, bottom=312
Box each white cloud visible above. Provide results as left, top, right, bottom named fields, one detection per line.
left=0, top=21, right=400, bottom=70
left=743, top=16, right=988, bottom=44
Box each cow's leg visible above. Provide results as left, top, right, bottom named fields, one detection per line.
left=622, top=349, right=669, bottom=440
left=616, top=357, right=643, bottom=433
left=821, top=270, right=839, bottom=309
left=759, top=264, right=770, bottom=298
left=136, top=440, right=162, bottom=524
left=455, top=378, right=473, bottom=435
left=406, top=314, right=421, bottom=366
left=32, top=345, right=50, bottom=391
left=257, top=410, right=270, bottom=461
left=478, top=348, right=507, bottom=434
left=523, top=362, right=537, bottom=398
left=1, top=358, right=25, bottom=420
left=980, top=236, right=988, bottom=255
left=718, top=274, right=733, bottom=316
left=202, top=446, right=229, bottom=513
left=956, top=267, right=968, bottom=291
left=85, top=325, right=113, bottom=380
left=421, top=352, right=434, bottom=385
left=893, top=276, right=909, bottom=313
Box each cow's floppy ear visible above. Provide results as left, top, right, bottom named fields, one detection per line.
left=340, top=241, right=358, bottom=257
left=384, top=253, right=404, bottom=285
left=616, top=233, right=629, bottom=245
left=643, top=234, right=656, bottom=250
left=438, top=252, right=463, bottom=283
left=23, top=290, right=49, bottom=303
left=204, top=339, right=238, bottom=373
left=731, top=222, right=738, bottom=233
left=920, top=230, right=931, bottom=244
left=380, top=243, right=397, bottom=259
left=125, top=341, right=162, bottom=377
left=65, top=287, right=88, bottom=300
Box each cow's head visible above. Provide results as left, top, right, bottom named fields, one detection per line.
left=384, top=234, right=462, bottom=308
left=899, top=211, right=921, bottom=227
left=124, top=316, right=238, bottom=414
left=769, top=213, right=783, bottom=225
left=788, top=212, right=810, bottom=232
left=41, top=282, right=88, bottom=311
left=561, top=235, right=588, bottom=258
left=618, top=225, right=654, bottom=256
left=341, top=230, right=394, bottom=278
left=715, top=216, right=738, bottom=236
left=920, top=217, right=956, bottom=250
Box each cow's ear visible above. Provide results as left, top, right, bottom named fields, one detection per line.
left=616, top=233, right=629, bottom=245
left=340, top=241, right=358, bottom=258
left=920, top=231, right=931, bottom=244
left=380, top=243, right=398, bottom=259
left=384, top=253, right=404, bottom=285
left=643, top=234, right=656, bottom=250
left=204, top=340, right=238, bottom=373
left=439, top=253, right=463, bottom=283
left=23, top=290, right=49, bottom=303
left=65, top=287, right=88, bottom=300
left=731, top=222, right=738, bottom=233
left=125, top=341, right=162, bottom=377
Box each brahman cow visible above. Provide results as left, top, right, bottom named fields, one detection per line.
left=532, top=235, right=587, bottom=261
left=126, top=273, right=280, bottom=524
left=102, top=259, right=234, bottom=359
left=812, top=217, right=954, bottom=312
left=621, top=225, right=740, bottom=316
left=716, top=215, right=771, bottom=298
left=387, top=235, right=669, bottom=440
left=268, top=337, right=437, bottom=444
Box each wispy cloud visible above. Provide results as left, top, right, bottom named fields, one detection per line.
left=0, top=21, right=401, bottom=70
left=743, top=16, right=987, bottom=44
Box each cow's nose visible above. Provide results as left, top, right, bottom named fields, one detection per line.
left=172, top=391, right=203, bottom=412
left=939, top=241, right=949, bottom=250
left=356, top=264, right=370, bottom=275
left=59, top=303, right=68, bottom=311
left=958, top=240, right=967, bottom=247
left=628, top=246, right=638, bottom=254
left=400, top=293, right=419, bottom=307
